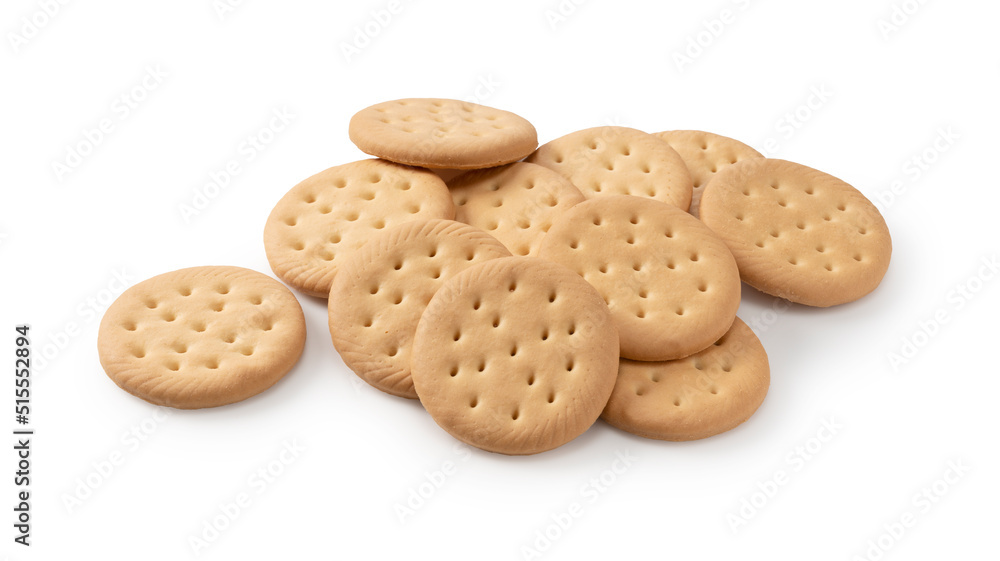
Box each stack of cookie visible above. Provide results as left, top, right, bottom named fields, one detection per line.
left=98, top=98, right=891, bottom=457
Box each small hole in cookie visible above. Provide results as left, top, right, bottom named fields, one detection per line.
left=145, top=300, right=158, bottom=309
left=453, top=331, right=461, bottom=342
left=823, top=214, right=832, bottom=221
left=223, top=333, right=236, bottom=343
left=638, top=289, right=648, bottom=298
left=824, top=263, right=834, bottom=271
left=162, top=313, right=176, bottom=322
left=837, top=203, right=846, bottom=211
left=599, top=264, right=608, bottom=274
left=527, top=374, right=535, bottom=386
left=472, top=299, right=481, bottom=310
left=666, top=261, right=676, bottom=270
left=641, top=165, right=651, bottom=173
left=626, top=236, right=635, bottom=245
left=854, top=254, right=863, bottom=261
left=541, top=329, right=549, bottom=341
left=319, top=205, right=332, bottom=215
left=635, top=388, right=644, bottom=396
left=408, top=205, right=420, bottom=214
left=592, top=217, right=602, bottom=226
left=788, top=257, right=798, bottom=265
left=510, top=345, right=518, bottom=357
left=632, top=262, right=642, bottom=272
left=346, top=211, right=359, bottom=221
left=778, top=200, right=787, bottom=207
left=665, top=230, right=674, bottom=238
left=262, top=322, right=273, bottom=332
left=508, top=281, right=517, bottom=292
left=211, top=302, right=225, bottom=312
left=292, top=241, right=305, bottom=251
left=566, top=359, right=574, bottom=371
left=166, top=361, right=180, bottom=371
left=548, top=292, right=557, bottom=303
left=636, top=310, right=645, bottom=319
left=206, top=360, right=219, bottom=370
left=673, top=399, right=681, bottom=407
left=132, top=348, right=146, bottom=358
left=755, top=240, right=765, bottom=248
left=735, top=214, right=744, bottom=221
left=710, top=165, right=718, bottom=173
left=710, top=386, right=718, bottom=395
left=387, top=347, right=398, bottom=358
left=363, top=318, right=373, bottom=328
left=192, top=323, right=206, bottom=333
left=123, top=322, right=137, bottom=331
left=511, top=410, right=520, bottom=420
left=477, top=361, right=486, bottom=372
left=373, top=220, right=386, bottom=230
left=770, top=181, right=779, bottom=190
left=690, top=253, right=699, bottom=262
left=179, top=287, right=192, bottom=296
left=172, top=343, right=187, bottom=354
left=392, top=294, right=403, bottom=305
left=722, top=364, right=732, bottom=373
left=570, top=240, right=579, bottom=249
left=605, top=162, right=614, bottom=171
left=568, top=324, right=576, bottom=335
left=623, top=147, right=631, bottom=156
left=675, top=307, right=685, bottom=316
left=329, top=233, right=342, bottom=244
left=698, top=283, right=708, bottom=292
left=470, top=397, right=478, bottom=408
left=770, top=230, right=780, bottom=238
left=431, top=269, right=441, bottom=279
left=217, top=286, right=229, bottom=295
left=547, top=392, right=556, bottom=403
left=805, top=187, right=814, bottom=195
left=492, top=317, right=501, bottom=328
left=393, top=261, right=403, bottom=271
left=283, top=217, right=297, bottom=227
left=858, top=227, right=868, bottom=235
left=250, top=296, right=263, bottom=305
left=742, top=189, right=750, bottom=196
left=449, top=366, right=458, bottom=377
left=816, top=245, right=825, bottom=253
left=240, top=347, right=254, bottom=356
left=304, top=194, right=316, bottom=204
left=796, top=222, right=806, bottom=230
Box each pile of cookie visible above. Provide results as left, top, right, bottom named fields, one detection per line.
left=98, top=98, right=891, bottom=456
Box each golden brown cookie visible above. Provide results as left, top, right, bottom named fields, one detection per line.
left=98, top=266, right=306, bottom=409
left=448, top=162, right=585, bottom=256
left=699, top=158, right=891, bottom=307
left=263, top=159, right=454, bottom=297
left=328, top=219, right=510, bottom=399
left=538, top=195, right=740, bottom=361
left=411, top=257, right=619, bottom=455
left=349, top=98, right=538, bottom=169
left=526, top=126, right=693, bottom=209
left=602, top=317, right=769, bottom=441
left=654, top=130, right=763, bottom=217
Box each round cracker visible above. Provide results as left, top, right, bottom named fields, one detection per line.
left=526, top=126, right=693, bottom=210
left=699, top=158, right=892, bottom=307
left=602, top=317, right=769, bottom=441
left=349, top=98, right=538, bottom=170
left=328, top=219, right=511, bottom=399
left=98, top=266, right=306, bottom=409
left=538, top=195, right=740, bottom=361
left=654, top=130, right=763, bottom=217
left=448, top=162, right=585, bottom=257
left=411, top=257, right=619, bottom=455
left=263, top=159, right=454, bottom=298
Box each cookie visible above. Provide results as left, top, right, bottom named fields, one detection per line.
left=699, top=159, right=892, bottom=307
left=602, top=317, right=769, bottom=441
left=653, top=130, right=763, bottom=217
left=526, top=126, right=693, bottom=210
left=411, top=257, right=619, bottom=455
left=263, top=159, right=454, bottom=297
left=448, top=162, right=585, bottom=257
left=98, top=266, right=306, bottom=409
left=328, top=219, right=511, bottom=399
left=538, top=195, right=740, bottom=361
left=349, top=98, right=538, bottom=170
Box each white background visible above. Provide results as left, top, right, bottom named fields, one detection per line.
left=2, top=0, right=998, bottom=559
